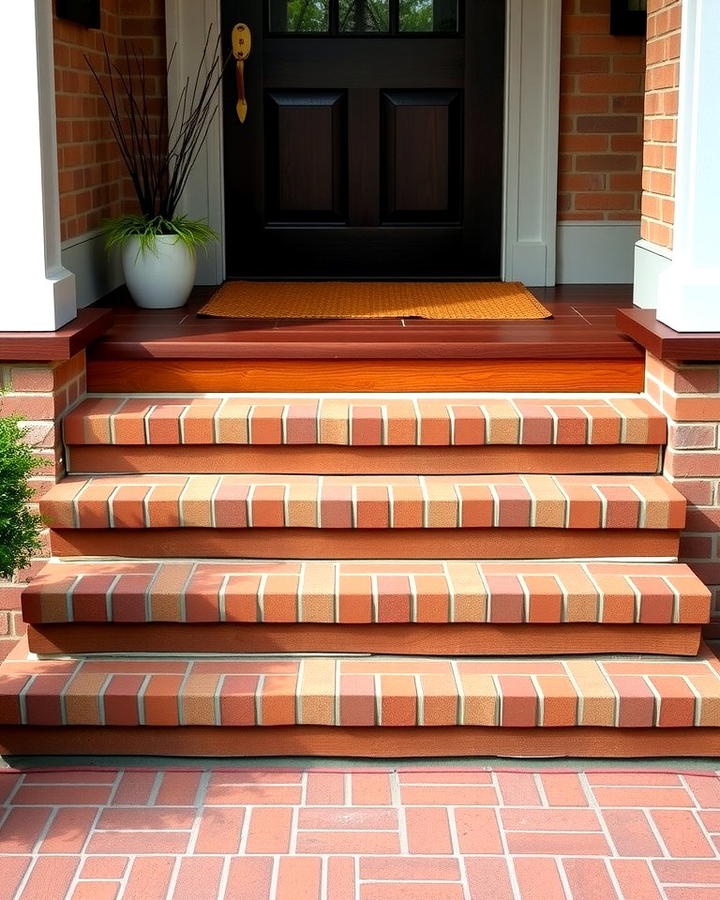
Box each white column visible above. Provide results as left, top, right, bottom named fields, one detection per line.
left=657, top=0, right=720, bottom=332
left=0, top=0, right=75, bottom=332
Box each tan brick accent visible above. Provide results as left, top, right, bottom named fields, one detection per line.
left=54, top=0, right=167, bottom=242
left=558, top=0, right=646, bottom=222
left=645, top=354, right=720, bottom=624
left=0, top=352, right=87, bottom=659
left=641, top=0, right=681, bottom=249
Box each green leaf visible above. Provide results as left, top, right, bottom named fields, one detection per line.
left=103, top=214, right=218, bottom=256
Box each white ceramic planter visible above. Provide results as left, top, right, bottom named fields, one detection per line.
left=121, top=235, right=197, bottom=309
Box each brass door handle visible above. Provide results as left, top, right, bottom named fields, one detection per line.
left=232, top=23, right=252, bottom=123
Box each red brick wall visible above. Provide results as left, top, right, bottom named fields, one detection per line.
left=54, top=0, right=167, bottom=243
left=645, top=355, right=720, bottom=632
left=641, top=0, right=681, bottom=249
left=0, top=355, right=87, bottom=660
left=558, top=0, right=646, bottom=222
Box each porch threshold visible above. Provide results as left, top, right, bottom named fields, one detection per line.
left=85, top=286, right=643, bottom=393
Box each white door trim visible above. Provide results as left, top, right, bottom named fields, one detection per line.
left=164, top=0, right=225, bottom=285
left=165, top=0, right=561, bottom=286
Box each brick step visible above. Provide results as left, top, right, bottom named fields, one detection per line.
left=42, top=474, right=686, bottom=560
left=23, top=561, right=709, bottom=657
left=42, top=474, right=685, bottom=532
left=64, top=395, right=666, bottom=475
left=3, top=640, right=720, bottom=757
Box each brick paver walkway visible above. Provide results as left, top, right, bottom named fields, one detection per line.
left=2, top=767, right=720, bottom=899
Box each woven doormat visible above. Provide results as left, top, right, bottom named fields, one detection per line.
left=198, top=281, right=552, bottom=320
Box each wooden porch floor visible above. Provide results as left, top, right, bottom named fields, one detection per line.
left=87, top=284, right=644, bottom=393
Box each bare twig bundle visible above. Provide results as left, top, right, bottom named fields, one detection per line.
left=87, top=28, right=229, bottom=221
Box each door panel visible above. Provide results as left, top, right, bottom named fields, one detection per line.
left=382, top=90, right=461, bottom=221
left=222, top=0, right=505, bottom=277
left=266, top=91, right=347, bottom=221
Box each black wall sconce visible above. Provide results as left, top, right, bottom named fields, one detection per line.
left=56, top=0, right=101, bottom=29
left=610, top=0, right=648, bottom=36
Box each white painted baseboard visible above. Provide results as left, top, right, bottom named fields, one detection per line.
left=633, top=239, right=673, bottom=309
left=61, top=230, right=123, bottom=309
left=556, top=222, right=640, bottom=284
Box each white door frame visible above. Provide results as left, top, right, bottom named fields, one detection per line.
left=165, top=0, right=561, bottom=286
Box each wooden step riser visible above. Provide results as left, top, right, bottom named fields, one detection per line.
left=2, top=725, right=719, bottom=758
left=50, top=528, right=681, bottom=560
left=86, top=358, right=645, bottom=394
left=66, top=444, right=662, bottom=476
left=27, top=623, right=701, bottom=658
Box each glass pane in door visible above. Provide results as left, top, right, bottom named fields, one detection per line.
left=399, top=0, right=458, bottom=32
left=339, top=0, right=390, bottom=32
left=269, top=0, right=330, bottom=32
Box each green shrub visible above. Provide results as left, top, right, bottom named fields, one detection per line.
left=0, top=417, right=43, bottom=580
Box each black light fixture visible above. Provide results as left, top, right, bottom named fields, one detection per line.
left=610, top=0, right=648, bottom=36
left=56, top=0, right=101, bottom=29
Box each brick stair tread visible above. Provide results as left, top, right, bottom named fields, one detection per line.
left=2, top=639, right=720, bottom=728
left=64, top=395, right=667, bottom=447
left=23, top=560, right=710, bottom=625
left=41, top=474, right=686, bottom=530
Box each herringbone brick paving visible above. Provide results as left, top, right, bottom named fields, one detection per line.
left=2, top=767, right=720, bottom=898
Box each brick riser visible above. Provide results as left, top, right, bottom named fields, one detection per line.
left=66, top=444, right=662, bottom=476
left=27, top=623, right=702, bottom=657
left=50, top=527, right=680, bottom=561
left=3, top=726, right=720, bottom=758
left=85, top=358, right=645, bottom=393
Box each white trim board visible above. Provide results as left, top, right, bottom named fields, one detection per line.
left=556, top=222, right=640, bottom=284
left=0, top=0, right=76, bottom=330
left=166, top=0, right=562, bottom=287
left=165, top=0, right=225, bottom=286
left=633, top=239, right=672, bottom=309
left=61, top=231, right=124, bottom=309
left=503, top=0, right=561, bottom=286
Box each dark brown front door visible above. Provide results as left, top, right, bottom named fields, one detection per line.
left=222, top=1, right=505, bottom=277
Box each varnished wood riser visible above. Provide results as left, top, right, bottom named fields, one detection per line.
left=2, top=725, right=719, bottom=758
left=50, top=528, right=680, bottom=560
left=66, top=444, right=662, bottom=476
left=86, top=358, right=645, bottom=393
left=28, top=623, right=701, bottom=658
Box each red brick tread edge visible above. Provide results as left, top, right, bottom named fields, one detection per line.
left=41, top=474, right=686, bottom=531
left=64, top=395, right=666, bottom=447
left=3, top=640, right=720, bottom=728
left=23, top=561, right=710, bottom=626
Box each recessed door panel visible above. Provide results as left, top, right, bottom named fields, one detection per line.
left=383, top=90, right=462, bottom=222
left=266, top=91, right=347, bottom=222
